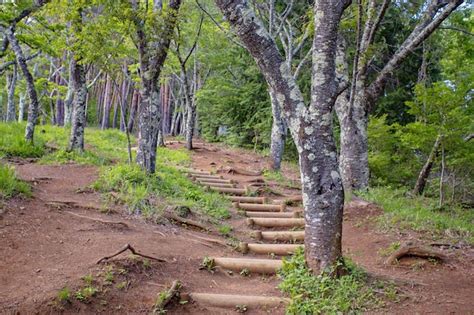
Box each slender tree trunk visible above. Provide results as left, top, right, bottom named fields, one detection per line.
left=412, top=134, right=441, bottom=195
left=68, top=57, right=87, bottom=151
left=18, top=92, right=26, bottom=122
left=5, top=27, right=40, bottom=142
left=6, top=64, right=17, bottom=122
left=185, top=104, right=196, bottom=149
left=439, top=142, right=445, bottom=208
left=268, top=87, right=287, bottom=170
left=101, top=74, right=112, bottom=129
left=63, top=59, right=75, bottom=125
left=127, top=89, right=139, bottom=133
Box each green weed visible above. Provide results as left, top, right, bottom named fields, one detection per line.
left=278, top=247, right=380, bottom=314
left=56, top=287, right=71, bottom=303
left=0, top=163, right=30, bottom=199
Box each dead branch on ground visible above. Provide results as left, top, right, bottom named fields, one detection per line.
left=97, top=243, right=167, bottom=264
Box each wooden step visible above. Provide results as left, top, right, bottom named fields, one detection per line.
left=239, top=242, right=300, bottom=255
left=211, top=257, right=282, bottom=274
left=228, top=196, right=268, bottom=204
left=188, top=170, right=211, bottom=176
left=194, top=178, right=235, bottom=184
left=236, top=203, right=285, bottom=212
left=186, top=293, right=289, bottom=309
left=247, top=218, right=304, bottom=228
left=191, top=174, right=223, bottom=180
left=200, top=182, right=236, bottom=188
left=251, top=230, right=305, bottom=242
left=210, top=187, right=248, bottom=195
left=245, top=211, right=299, bottom=218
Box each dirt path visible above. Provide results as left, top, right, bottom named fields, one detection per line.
left=1, top=142, right=473, bottom=314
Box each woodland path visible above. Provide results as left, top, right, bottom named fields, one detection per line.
left=0, top=141, right=473, bottom=314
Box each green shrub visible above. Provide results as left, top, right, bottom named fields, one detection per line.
left=0, top=163, right=30, bottom=199
left=278, top=248, right=378, bottom=314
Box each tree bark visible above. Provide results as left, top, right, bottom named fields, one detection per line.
left=269, top=87, right=287, bottom=170
left=5, top=27, right=40, bottom=142
left=216, top=0, right=348, bottom=273
left=18, top=92, right=26, bottom=122
left=127, top=89, right=139, bottom=132
left=413, top=134, right=441, bottom=195
left=101, top=74, right=112, bottom=129
left=67, top=57, right=87, bottom=151
left=63, top=59, right=75, bottom=125
left=133, top=0, right=182, bottom=173
left=6, top=64, right=17, bottom=122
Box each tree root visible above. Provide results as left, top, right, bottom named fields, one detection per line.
left=385, top=243, right=448, bottom=265
left=163, top=212, right=210, bottom=232
left=46, top=200, right=104, bottom=212
left=64, top=211, right=128, bottom=229
left=97, top=243, right=167, bottom=264
left=152, top=280, right=182, bottom=314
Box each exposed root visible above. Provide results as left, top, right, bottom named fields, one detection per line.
left=97, top=243, right=167, bottom=264
left=163, top=211, right=210, bottom=232
left=152, top=280, right=182, bottom=314
left=46, top=200, right=103, bottom=211
left=385, top=243, right=448, bottom=265
left=64, top=211, right=128, bottom=229
left=217, top=166, right=262, bottom=176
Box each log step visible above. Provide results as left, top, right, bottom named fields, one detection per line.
left=211, top=257, right=282, bottom=274
left=200, top=182, right=236, bottom=188
left=247, top=218, right=304, bottom=228
left=245, top=211, right=299, bottom=218
left=239, top=242, right=300, bottom=255
left=236, top=203, right=285, bottom=212
left=210, top=187, right=248, bottom=196
left=251, top=230, right=305, bottom=242
left=187, top=293, right=289, bottom=309
left=188, top=171, right=212, bottom=176
left=192, top=174, right=223, bottom=180
left=228, top=196, right=267, bottom=204
left=195, top=178, right=235, bottom=184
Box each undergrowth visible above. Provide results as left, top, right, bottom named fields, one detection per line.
left=359, top=187, right=474, bottom=244
left=278, top=247, right=385, bottom=314
left=263, top=169, right=299, bottom=189
left=93, top=151, right=230, bottom=220
left=0, top=163, right=30, bottom=199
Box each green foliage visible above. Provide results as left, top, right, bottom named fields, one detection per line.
left=0, top=123, right=45, bottom=158
left=56, top=287, right=71, bottom=303
left=0, top=163, right=31, bottom=199
left=278, top=248, right=379, bottom=314
left=360, top=187, right=474, bottom=244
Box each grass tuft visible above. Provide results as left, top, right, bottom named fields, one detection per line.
left=0, top=163, right=30, bottom=199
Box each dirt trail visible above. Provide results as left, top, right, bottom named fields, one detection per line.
left=0, top=141, right=473, bottom=314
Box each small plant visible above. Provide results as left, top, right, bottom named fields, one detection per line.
left=104, top=270, right=114, bottom=284
left=0, top=163, right=31, bottom=199
left=218, top=225, right=232, bottom=236
left=142, top=258, right=151, bottom=268
left=57, top=287, right=71, bottom=303
left=199, top=256, right=215, bottom=272
left=82, top=273, right=94, bottom=286
left=116, top=280, right=129, bottom=290
left=240, top=268, right=250, bottom=277
left=75, top=286, right=98, bottom=302
left=378, top=241, right=401, bottom=257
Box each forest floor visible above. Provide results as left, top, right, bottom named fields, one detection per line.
left=1, top=140, right=473, bottom=314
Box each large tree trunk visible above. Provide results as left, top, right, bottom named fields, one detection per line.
left=136, top=80, right=161, bottom=173
left=5, top=27, right=40, bottom=142
left=216, top=0, right=347, bottom=273
left=67, top=57, right=87, bottom=151
left=336, top=91, right=370, bottom=191
left=413, top=134, right=441, bottom=195
left=6, top=64, right=17, bottom=122
left=268, top=88, right=287, bottom=170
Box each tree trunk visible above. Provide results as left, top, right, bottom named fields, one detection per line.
left=216, top=0, right=348, bottom=274
left=127, top=89, right=139, bottom=133
left=18, top=92, right=26, bottom=122
left=64, top=59, right=75, bottom=125
left=101, top=74, right=112, bottom=129
left=136, top=80, right=161, bottom=173
left=412, top=134, right=441, bottom=195
left=268, top=87, right=287, bottom=170
left=185, top=105, right=196, bottom=150
left=67, top=57, right=87, bottom=151
left=6, top=64, right=17, bottom=122
left=336, top=91, right=370, bottom=191
left=5, top=27, right=40, bottom=142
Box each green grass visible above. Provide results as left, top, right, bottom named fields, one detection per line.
left=359, top=187, right=474, bottom=244
left=0, top=122, right=133, bottom=165
left=263, top=169, right=299, bottom=189
left=93, top=150, right=230, bottom=220
left=278, top=248, right=383, bottom=314
left=0, top=163, right=30, bottom=199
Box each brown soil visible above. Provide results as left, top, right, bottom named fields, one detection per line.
left=1, top=141, right=473, bottom=314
